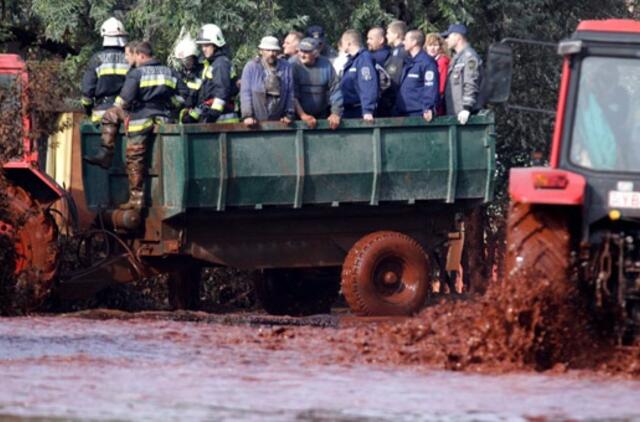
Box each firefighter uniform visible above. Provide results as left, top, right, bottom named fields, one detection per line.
left=444, top=46, right=482, bottom=115
left=394, top=50, right=439, bottom=117
left=177, top=62, right=203, bottom=109
left=340, top=48, right=378, bottom=118
left=187, top=49, right=238, bottom=123
left=115, top=59, right=184, bottom=209
left=81, top=47, right=129, bottom=123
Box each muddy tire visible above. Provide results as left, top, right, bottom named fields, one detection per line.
left=0, top=185, right=59, bottom=314
left=254, top=268, right=338, bottom=316
left=168, top=264, right=203, bottom=310
left=341, top=231, right=430, bottom=316
left=504, top=201, right=571, bottom=283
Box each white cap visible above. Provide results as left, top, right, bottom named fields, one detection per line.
left=258, top=36, right=281, bottom=51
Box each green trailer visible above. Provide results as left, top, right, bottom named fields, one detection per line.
left=76, top=113, right=495, bottom=315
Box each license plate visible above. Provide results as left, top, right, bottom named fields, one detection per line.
left=609, top=191, right=640, bottom=209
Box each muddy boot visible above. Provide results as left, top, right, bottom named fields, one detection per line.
left=119, top=188, right=144, bottom=210
left=84, top=119, right=119, bottom=169
left=120, top=159, right=145, bottom=210
left=83, top=146, right=114, bottom=169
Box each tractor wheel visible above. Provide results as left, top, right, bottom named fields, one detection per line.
left=0, top=185, right=59, bottom=314
left=167, top=263, right=203, bottom=310
left=504, top=201, right=571, bottom=284
left=341, top=231, right=430, bottom=316
left=253, top=268, right=338, bottom=316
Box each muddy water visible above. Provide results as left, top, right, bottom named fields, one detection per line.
left=1, top=316, right=640, bottom=421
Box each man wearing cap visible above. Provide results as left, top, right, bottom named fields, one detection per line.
left=306, top=25, right=338, bottom=63
left=441, top=23, right=483, bottom=125
left=338, top=30, right=378, bottom=122
left=240, top=36, right=295, bottom=126
left=394, top=30, right=439, bottom=122
left=291, top=37, right=343, bottom=130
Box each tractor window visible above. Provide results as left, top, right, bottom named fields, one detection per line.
left=569, top=56, right=640, bottom=172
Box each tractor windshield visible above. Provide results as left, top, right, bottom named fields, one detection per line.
left=569, top=56, right=640, bottom=173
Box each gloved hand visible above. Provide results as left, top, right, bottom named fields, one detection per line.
left=207, top=109, right=221, bottom=123
left=180, top=108, right=197, bottom=124
left=457, top=110, right=470, bottom=125
left=83, top=105, right=93, bottom=117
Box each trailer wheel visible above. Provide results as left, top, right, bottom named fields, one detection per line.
left=0, top=185, right=59, bottom=314
left=341, top=231, right=430, bottom=316
left=168, top=263, right=203, bottom=310
left=253, top=268, right=338, bottom=316
left=504, top=201, right=571, bottom=283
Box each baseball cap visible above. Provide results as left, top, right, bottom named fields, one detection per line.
left=440, top=23, right=468, bottom=38
left=299, top=37, right=319, bottom=52
left=306, top=25, right=325, bottom=40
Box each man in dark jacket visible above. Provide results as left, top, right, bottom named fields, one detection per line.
left=381, top=20, right=407, bottom=117
left=240, top=36, right=295, bottom=126
left=173, top=37, right=203, bottom=110
left=181, top=24, right=237, bottom=123
left=81, top=17, right=130, bottom=124
left=339, top=30, right=378, bottom=121
left=394, top=30, right=439, bottom=121
left=114, top=42, right=184, bottom=210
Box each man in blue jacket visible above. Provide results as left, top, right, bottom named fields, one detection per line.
left=394, top=30, right=439, bottom=122
left=339, top=30, right=378, bottom=121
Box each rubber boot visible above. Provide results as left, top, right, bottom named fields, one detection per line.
left=120, top=163, right=145, bottom=210
left=84, top=123, right=117, bottom=169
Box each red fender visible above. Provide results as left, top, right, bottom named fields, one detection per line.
left=509, top=167, right=586, bottom=206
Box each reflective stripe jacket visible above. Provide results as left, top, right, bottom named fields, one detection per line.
left=291, top=55, right=343, bottom=118
left=340, top=48, right=378, bottom=115
left=192, top=49, right=235, bottom=120
left=444, top=45, right=483, bottom=115
left=81, top=47, right=129, bottom=110
left=177, top=63, right=203, bottom=109
left=116, top=59, right=183, bottom=134
left=395, top=50, right=439, bottom=116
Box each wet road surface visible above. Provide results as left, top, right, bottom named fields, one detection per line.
left=1, top=315, right=640, bottom=421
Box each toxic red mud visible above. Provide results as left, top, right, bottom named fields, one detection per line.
left=1, top=315, right=640, bottom=421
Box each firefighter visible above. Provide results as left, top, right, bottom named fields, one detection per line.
left=173, top=37, right=203, bottom=110
left=181, top=24, right=238, bottom=124
left=442, top=23, right=483, bottom=125
left=115, top=42, right=184, bottom=210
left=339, top=30, right=378, bottom=121
left=81, top=17, right=130, bottom=125
left=394, top=30, right=439, bottom=121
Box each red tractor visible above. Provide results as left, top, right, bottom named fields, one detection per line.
left=504, top=20, right=640, bottom=338
left=0, top=54, right=64, bottom=310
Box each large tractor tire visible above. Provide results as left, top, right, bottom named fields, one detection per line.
left=341, top=231, right=430, bottom=316
left=0, top=185, right=59, bottom=314
left=253, top=268, right=339, bottom=316
left=504, top=201, right=571, bottom=284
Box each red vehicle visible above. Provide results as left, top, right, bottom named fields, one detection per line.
left=504, top=20, right=640, bottom=339
left=0, top=54, right=64, bottom=310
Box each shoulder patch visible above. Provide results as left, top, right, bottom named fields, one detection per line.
left=425, top=70, right=435, bottom=82
left=361, top=66, right=372, bottom=81
left=466, top=60, right=477, bottom=71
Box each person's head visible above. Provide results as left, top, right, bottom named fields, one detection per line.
left=298, top=37, right=320, bottom=66
left=403, top=30, right=425, bottom=56
left=339, top=29, right=362, bottom=55
left=174, top=38, right=198, bottom=71
left=283, top=31, right=303, bottom=57
left=424, top=33, right=447, bottom=58
left=196, top=24, right=226, bottom=59
left=134, top=41, right=153, bottom=66
left=124, top=41, right=138, bottom=66
left=101, top=17, right=128, bottom=48
left=386, top=20, right=407, bottom=47
left=306, top=25, right=326, bottom=50
left=441, top=23, right=468, bottom=52
left=258, top=36, right=281, bottom=65
left=366, top=27, right=386, bottom=51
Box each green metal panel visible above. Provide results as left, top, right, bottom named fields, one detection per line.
left=80, top=114, right=495, bottom=217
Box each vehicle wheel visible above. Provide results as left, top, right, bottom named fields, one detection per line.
left=168, top=263, right=202, bottom=310
left=504, top=201, right=571, bottom=284
left=0, top=185, right=59, bottom=314
left=341, top=231, right=430, bottom=316
left=253, top=268, right=338, bottom=316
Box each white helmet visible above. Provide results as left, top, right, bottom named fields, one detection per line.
left=196, top=24, right=226, bottom=47
left=174, top=38, right=199, bottom=59
left=100, top=17, right=127, bottom=37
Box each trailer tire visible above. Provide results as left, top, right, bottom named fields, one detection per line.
left=504, top=201, right=571, bottom=284
left=168, top=263, right=203, bottom=310
left=341, top=231, right=430, bottom=316
left=253, top=269, right=338, bottom=316
left=1, top=185, right=58, bottom=314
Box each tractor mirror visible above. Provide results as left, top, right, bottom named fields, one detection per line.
left=483, top=42, right=513, bottom=104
